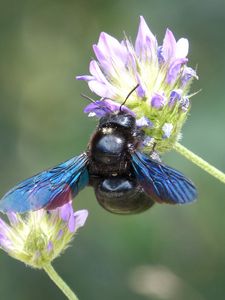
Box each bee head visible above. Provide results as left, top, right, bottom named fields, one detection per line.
left=98, top=111, right=136, bottom=130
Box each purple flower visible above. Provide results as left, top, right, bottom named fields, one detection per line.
left=150, top=93, right=166, bottom=109
left=167, top=58, right=188, bottom=84
left=181, top=67, right=198, bottom=86
left=169, top=89, right=182, bottom=107
left=77, top=16, right=198, bottom=153
left=136, top=116, right=153, bottom=128
left=77, top=16, right=195, bottom=103
left=135, top=16, right=157, bottom=59
left=84, top=99, right=135, bottom=118
left=180, top=96, right=190, bottom=112
left=59, top=201, right=88, bottom=232
left=77, top=60, right=116, bottom=98
left=157, top=46, right=164, bottom=64
left=161, top=29, right=189, bottom=62
left=77, top=15, right=196, bottom=103
left=162, top=123, right=173, bottom=139
left=0, top=202, right=88, bottom=268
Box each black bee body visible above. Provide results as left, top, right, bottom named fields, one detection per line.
left=88, top=113, right=137, bottom=175
left=0, top=107, right=197, bottom=215
left=87, top=112, right=154, bottom=214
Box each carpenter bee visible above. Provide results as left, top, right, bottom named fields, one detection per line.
left=0, top=87, right=197, bottom=214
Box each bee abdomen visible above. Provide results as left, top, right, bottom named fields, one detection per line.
left=94, top=177, right=154, bottom=214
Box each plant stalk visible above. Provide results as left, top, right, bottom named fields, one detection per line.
left=174, top=142, right=225, bottom=184
left=43, top=263, right=79, bottom=300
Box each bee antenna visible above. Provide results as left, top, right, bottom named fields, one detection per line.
left=81, top=93, right=97, bottom=104
left=119, top=84, right=139, bottom=112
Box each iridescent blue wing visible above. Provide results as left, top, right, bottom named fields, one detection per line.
left=0, top=153, right=89, bottom=213
left=131, top=151, right=197, bottom=204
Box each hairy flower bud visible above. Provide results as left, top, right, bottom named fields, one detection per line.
left=0, top=202, right=88, bottom=268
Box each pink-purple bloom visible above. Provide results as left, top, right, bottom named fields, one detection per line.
left=162, top=123, right=174, bottom=139
left=169, top=89, right=182, bottom=107
left=181, top=67, right=198, bottom=86
left=77, top=16, right=196, bottom=101
left=77, top=16, right=198, bottom=153
left=0, top=202, right=88, bottom=268
left=136, top=116, right=153, bottom=128
left=150, top=93, right=167, bottom=109
left=180, top=96, right=190, bottom=112
left=84, top=99, right=135, bottom=117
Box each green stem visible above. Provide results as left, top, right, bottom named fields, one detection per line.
left=43, top=263, right=79, bottom=300
left=174, top=142, right=225, bottom=184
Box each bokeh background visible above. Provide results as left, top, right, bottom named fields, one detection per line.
left=1, top=0, right=225, bottom=299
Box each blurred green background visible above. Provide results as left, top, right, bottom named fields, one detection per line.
left=1, top=0, right=225, bottom=299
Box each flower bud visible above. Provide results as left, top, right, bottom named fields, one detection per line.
left=0, top=202, right=88, bottom=268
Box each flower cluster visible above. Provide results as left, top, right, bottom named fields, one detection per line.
left=0, top=202, right=88, bottom=268
left=77, top=16, right=198, bottom=153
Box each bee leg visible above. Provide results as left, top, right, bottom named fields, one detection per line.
left=149, top=142, right=161, bottom=162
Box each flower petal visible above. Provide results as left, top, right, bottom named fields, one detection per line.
left=93, top=32, right=128, bottom=75
left=59, top=202, right=73, bottom=222
left=176, top=38, right=189, bottom=58
left=0, top=218, right=10, bottom=234
left=181, top=67, right=198, bottom=86
left=68, top=214, right=76, bottom=232
left=57, top=229, right=64, bottom=240
left=73, top=209, right=88, bottom=230
left=0, top=233, right=12, bottom=250
left=89, top=60, right=108, bottom=83
left=47, top=241, right=53, bottom=252
left=92, top=44, right=110, bottom=72
left=7, top=212, right=20, bottom=226
left=169, top=89, right=182, bottom=106
left=88, top=80, right=115, bottom=98
left=0, top=218, right=12, bottom=250
left=180, top=96, right=190, bottom=111
left=135, top=72, right=147, bottom=98
left=167, top=58, right=188, bottom=84
left=98, top=32, right=127, bottom=62
left=76, top=75, right=94, bottom=81
left=122, top=39, right=137, bottom=70
left=151, top=93, right=166, bottom=109
left=136, top=116, right=153, bottom=128
left=162, top=123, right=173, bottom=138
left=162, top=29, right=177, bottom=61
left=84, top=99, right=135, bottom=118
left=157, top=46, right=164, bottom=64
left=83, top=100, right=113, bottom=117
left=135, top=16, right=157, bottom=57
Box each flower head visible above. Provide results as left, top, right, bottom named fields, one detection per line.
left=0, top=202, right=88, bottom=268
left=77, top=16, right=198, bottom=153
